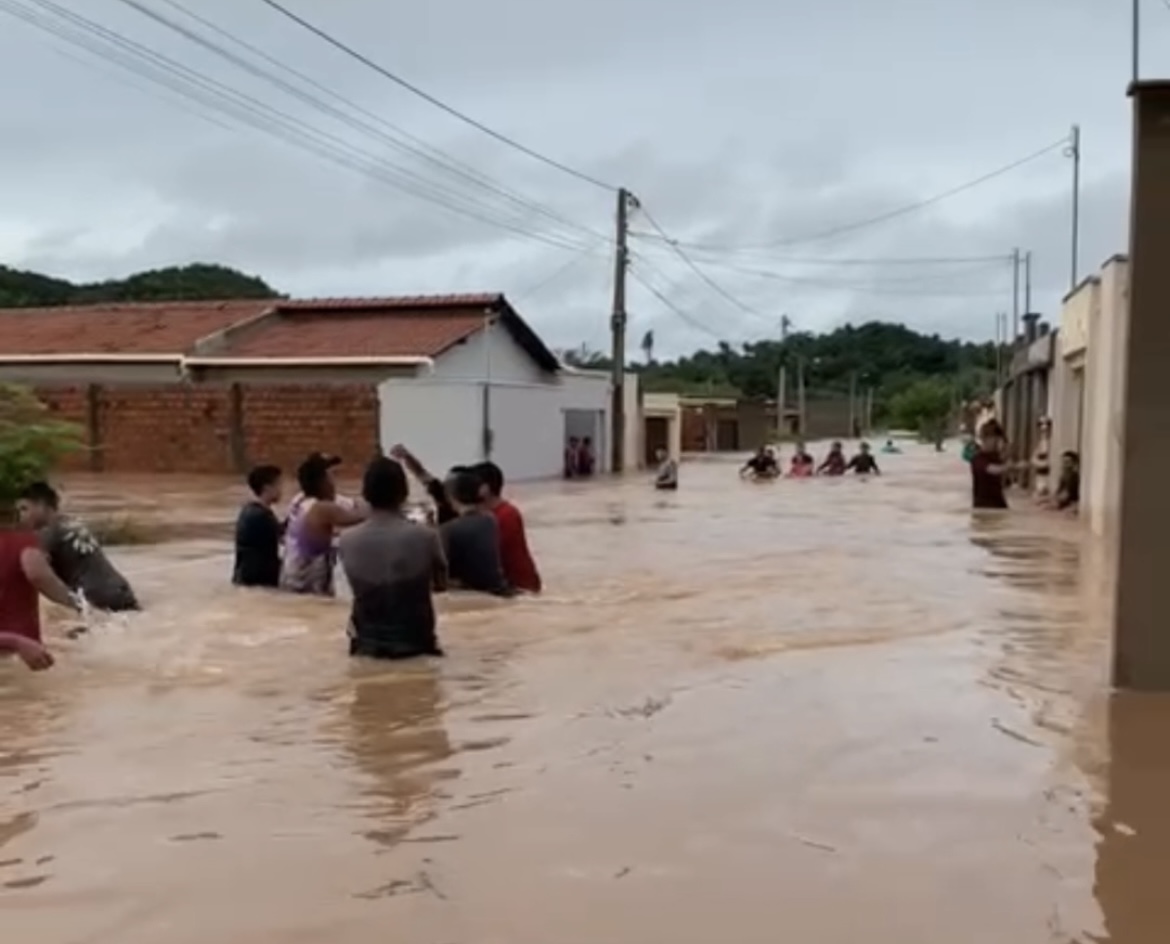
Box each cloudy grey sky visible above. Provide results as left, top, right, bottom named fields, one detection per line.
left=0, top=0, right=1161, bottom=357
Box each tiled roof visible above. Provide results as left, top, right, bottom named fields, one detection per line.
left=0, top=293, right=561, bottom=372
left=220, top=307, right=490, bottom=358
left=0, top=300, right=273, bottom=355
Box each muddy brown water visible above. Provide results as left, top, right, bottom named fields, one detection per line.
left=2, top=446, right=1168, bottom=943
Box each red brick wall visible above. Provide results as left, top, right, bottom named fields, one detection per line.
left=36, top=382, right=379, bottom=474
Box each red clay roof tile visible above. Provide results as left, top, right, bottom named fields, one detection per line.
left=0, top=300, right=273, bottom=355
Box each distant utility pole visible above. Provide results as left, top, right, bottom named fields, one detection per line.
left=1067, top=124, right=1081, bottom=292
left=1024, top=250, right=1033, bottom=314
left=776, top=314, right=791, bottom=436
left=1132, top=0, right=1140, bottom=84
left=1011, top=247, right=1021, bottom=342
left=865, top=387, right=874, bottom=435
left=994, top=311, right=1004, bottom=386
left=610, top=187, right=633, bottom=474
left=797, top=356, right=807, bottom=438
left=848, top=371, right=858, bottom=438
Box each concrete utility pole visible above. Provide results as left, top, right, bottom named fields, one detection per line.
left=610, top=187, right=632, bottom=474
left=797, top=356, right=807, bottom=438
left=1011, top=247, right=1021, bottom=342
left=848, top=371, right=858, bottom=438
left=1024, top=251, right=1033, bottom=315
left=865, top=387, right=874, bottom=435
left=776, top=314, right=791, bottom=437
left=1067, top=124, right=1082, bottom=292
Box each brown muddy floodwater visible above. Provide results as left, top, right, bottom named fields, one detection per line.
left=3, top=445, right=1170, bottom=943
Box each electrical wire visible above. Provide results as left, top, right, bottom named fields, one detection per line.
left=634, top=200, right=773, bottom=324
left=635, top=136, right=1072, bottom=251
left=630, top=247, right=1013, bottom=267
left=1, top=0, right=596, bottom=253
left=127, top=0, right=609, bottom=245
left=511, top=243, right=608, bottom=302
left=628, top=266, right=726, bottom=342
left=254, top=0, right=617, bottom=192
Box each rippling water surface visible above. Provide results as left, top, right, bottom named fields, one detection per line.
left=3, top=445, right=1169, bottom=943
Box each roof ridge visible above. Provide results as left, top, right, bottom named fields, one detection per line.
left=0, top=298, right=274, bottom=315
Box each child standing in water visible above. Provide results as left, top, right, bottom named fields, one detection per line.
left=281, top=453, right=366, bottom=596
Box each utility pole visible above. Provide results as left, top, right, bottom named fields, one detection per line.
left=1067, top=124, right=1081, bottom=292
left=994, top=311, right=1004, bottom=387
left=848, top=371, right=858, bottom=438
left=1011, top=247, right=1021, bottom=342
left=1132, top=0, right=1140, bottom=85
left=797, top=356, right=807, bottom=439
left=610, top=187, right=632, bottom=474
left=1024, top=251, right=1033, bottom=314
left=865, top=387, right=874, bottom=435
left=776, top=314, right=790, bottom=437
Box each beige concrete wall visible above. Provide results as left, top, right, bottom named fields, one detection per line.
left=643, top=392, right=682, bottom=461
left=1080, top=256, right=1129, bottom=540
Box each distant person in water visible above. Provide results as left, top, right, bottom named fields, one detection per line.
left=475, top=461, right=542, bottom=593
left=846, top=442, right=881, bottom=475
left=1055, top=451, right=1080, bottom=511
left=654, top=447, right=679, bottom=490
left=440, top=468, right=513, bottom=596
left=280, top=453, right=366, bottom=596
left=233, top=464, right=284, bottom=588
left=970, top=424, right=1009, bottom=509
left=788, top=443, right=815, bottom=477
left=0, top=522, right=79, bottom=671
left=563, top=437, right=580, bottom=479
left=17, top=481, right=139, bottom=612
left=741, top=445, right=780, bottom=480
left=339, top=456, right=447, bottom=661
left=818, top=441, right=847, bottom=476
left=576, top=437, right=596, bottom=477
left=881, top=439, right=902, bottom=454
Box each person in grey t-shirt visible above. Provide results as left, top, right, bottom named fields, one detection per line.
left=339, top=457, right=447, bottom=660
left=17, top=481, right=139, bottom=612
left=439, top=469, right=513, bottom=597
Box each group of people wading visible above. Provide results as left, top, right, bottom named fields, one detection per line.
left=738, top=440, right=886, bottom=480
left=232, top=447, right=541, bottom=661
left=964, top=416, right=1080, bottom=512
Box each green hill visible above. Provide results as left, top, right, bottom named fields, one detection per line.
left=0, top=262, right=280, bottom=308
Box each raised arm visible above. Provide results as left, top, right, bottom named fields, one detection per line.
left=20, top=546, right=81, bottom=612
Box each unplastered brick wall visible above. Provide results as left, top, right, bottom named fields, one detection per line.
left=37, top=382, right=379, bottom=474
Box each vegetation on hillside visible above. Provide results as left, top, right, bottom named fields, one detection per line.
left=0, top=263, right=279, bottom=308
left=0, top=384, right=83, bottom=516
left=562, top=321, right=997, bottom=421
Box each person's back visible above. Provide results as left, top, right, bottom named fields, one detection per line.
left=340, top=515, right=445, bottom=659
left=233, top=464, right=284, bottom=588
left=442, top=511, right=512, bottom=595
left=654, top=448, right=678, bottom=490
left=971, top=435, right=1008, bottom=509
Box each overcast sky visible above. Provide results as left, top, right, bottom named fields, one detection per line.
left=0, top=0, right=1161, bottom=357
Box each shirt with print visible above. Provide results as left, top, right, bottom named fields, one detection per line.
left=39, top=516, right=138, bottom=611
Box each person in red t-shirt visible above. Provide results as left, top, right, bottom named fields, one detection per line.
left=474, top=462, right=542, bottom=594
left=0, top=528, right=80, bottom=671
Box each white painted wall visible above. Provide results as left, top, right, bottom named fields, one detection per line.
left=376, top=325, right=612, bottom=484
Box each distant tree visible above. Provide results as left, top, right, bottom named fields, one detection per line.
left=0, top=262, right=280, bottom=308
left=640, top=329, right=654, bottom=364
left=887, top=377, right=955, bottom=448
left=0, top=385, right=83, bottom=515
left=560, top=344, right=610, bottom=370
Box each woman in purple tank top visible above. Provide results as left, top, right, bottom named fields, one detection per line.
left=280, top=453, right=366, bottom=596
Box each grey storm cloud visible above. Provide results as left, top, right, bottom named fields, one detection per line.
left=0, top=0, right=1162, bottom=357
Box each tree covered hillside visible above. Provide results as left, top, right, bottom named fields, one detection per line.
left=0, top=263, right=280, bottom=308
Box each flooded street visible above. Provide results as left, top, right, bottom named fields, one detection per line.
left=3, top=446, right=1169, bottom=943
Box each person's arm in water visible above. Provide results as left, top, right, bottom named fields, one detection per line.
left=21, top=546, right=81, bottom=612
left=870, top=458, right=881, bottom=475
left=0, top=633, right=54, bottom=671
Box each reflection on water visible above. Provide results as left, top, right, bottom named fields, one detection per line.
left=0, top=444, right=1166, bottom=942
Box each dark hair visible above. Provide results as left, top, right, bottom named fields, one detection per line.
left=1062, top=450, right=1080, bottom=462
left=362, top=456, right=408, bottom=511
left=446, top=468, right=483, bottom=506
left=246, top=464, right=282, bottom=496
left=19, top=480, right=59, bottom=509
left=475, top=461, right=504, bottom=497
left=297, top=454, right=334, bottom=498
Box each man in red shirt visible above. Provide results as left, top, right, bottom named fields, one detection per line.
left=0, top=528, right=80, bottom=671
left=474, top=462, right=542, bottom=593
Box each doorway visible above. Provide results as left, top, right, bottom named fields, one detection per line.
left=563, top=408, right=604, bottom=474
left=644, top=416, right=669, bottom=464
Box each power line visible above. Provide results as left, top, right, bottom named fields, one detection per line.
left=634, top=201, right=772, bottom=323
left=637, top=136, right=1072, bottom=252
left=135, top=0, right=608, bottom=245
left=512, top=243, right=608, bottom=302
left=628, top=266, right=725, bottom=341
left=4, top=0, right=594, bottom=253
left=254, top=0, right=617, bottom=192
left=627, top=247, right=1013, bottom=267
